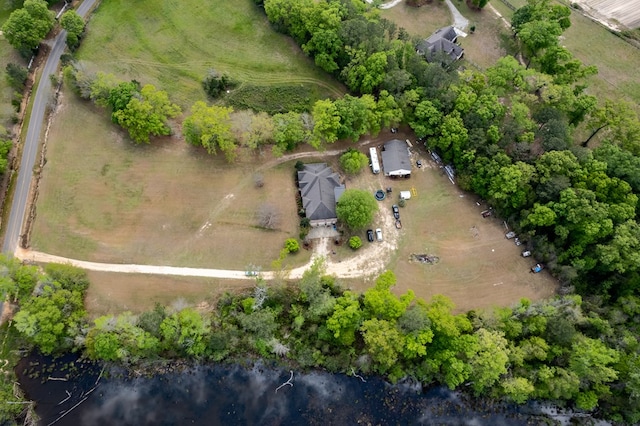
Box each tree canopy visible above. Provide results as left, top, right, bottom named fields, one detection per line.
left=335, top=188, right=378, bottom=229
left=1, top=0, right=55, bottom=55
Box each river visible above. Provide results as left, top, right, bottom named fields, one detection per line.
left=16, top=354, right=604, bottom=426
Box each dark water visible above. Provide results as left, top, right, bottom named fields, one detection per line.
left=16, top=354, right=598, bottom=426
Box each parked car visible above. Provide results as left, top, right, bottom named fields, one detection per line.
left=391, top=127, right=398, bottom=133
left=514, top=237, right=522, bottom=246
left=481, top=209, right=493, bottom=218
left=416, top=160, right=422, bottom=168
left=531, top=263, right=544, bottom=273
left=521, top=250, right=532, bottom=257
left=505, top=231, right=516, bottom=239
left=375, top=228, right=383, bottom=242
left=366, top=229, right=374, bottom=242
left=392, top=204, right=400, bottom=219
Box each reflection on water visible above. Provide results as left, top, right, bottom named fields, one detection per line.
left=17, top=355, right=567, bottom=426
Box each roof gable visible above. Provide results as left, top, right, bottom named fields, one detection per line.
left=381, top=139, right=411, bottom=174
left=297, top=163, right=345, bottom=221
left=416, top=26, right=464, bottom=61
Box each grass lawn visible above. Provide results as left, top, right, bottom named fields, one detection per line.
left=31, top=87, right=312, bottom=270
left=84, top=270, right=254, bottom=318
left=76, top=0, right=344, bottom=109
left=380, top=1, right=451, bottom=37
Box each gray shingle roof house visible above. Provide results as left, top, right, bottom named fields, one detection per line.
left=416, top=26, right=464, bottom=62
left=381, top=139, right=411, bottom=177
left=297, top=163, right=345, bottom=227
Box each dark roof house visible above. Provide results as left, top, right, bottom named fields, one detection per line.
left=416, top=26, right=464, bottom=62
left=297, top=163, right=345, bottom=226
left=381, top=139, right=411, bottom=177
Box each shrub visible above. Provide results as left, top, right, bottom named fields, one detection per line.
left=285, top=238, right=300, bottom=253
left=349, top=236, right=362, bottom=250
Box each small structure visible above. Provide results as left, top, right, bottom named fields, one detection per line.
left=297, top=163, right=345, bottom=227
left=400, top=191, right=412, bottom=200
left=416, top=26, right=464, bottom=62
left=381, top=139, right=412, bottom=178
left=369, top=147, right=381, bottom=174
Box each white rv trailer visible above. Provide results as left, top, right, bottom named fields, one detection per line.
left=369, top=147, right=380, bottom=174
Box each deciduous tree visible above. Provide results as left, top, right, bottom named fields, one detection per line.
left=335, top=189, right=378, bottom=230
left=2, top=0, right=54, bottom=55
left=183, top=101, right=236, bottom=161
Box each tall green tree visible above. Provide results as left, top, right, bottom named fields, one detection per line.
left=60, top=10, right=84, bottom=49
left=339, top=149, right=368, bottom=175
left=183, top=101, right=236, bottom=161
left=1, top=0, right=54, bottom=55
left=112, top=84, right=181, bottom=144
left=335, top=189, right=378, bottom=230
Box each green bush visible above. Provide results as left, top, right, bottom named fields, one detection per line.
left=285, top=238, right=300, bottom=253
left=349, top=236, right=362, bottom=250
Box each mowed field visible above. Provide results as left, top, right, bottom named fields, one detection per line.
left=76, top=0, right=344, bottom=108
left=31, top=88, right=311, bottom=270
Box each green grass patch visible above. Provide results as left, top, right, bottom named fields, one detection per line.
left=224, top=84, right=321, bottom=114
left=76, top=0, right=344, bottom=109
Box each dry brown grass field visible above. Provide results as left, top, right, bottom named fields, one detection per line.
left=329, top=135, right=557, bottom=313
left=31, top=89, right=311, bottom=271
left=84, top=271, right=253, bottom=318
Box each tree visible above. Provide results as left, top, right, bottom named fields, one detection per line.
left=335, top=189, right=378, bottom=230
left=183, top=101, right=236, bottom=161
left=1, top=0, right=54, bottom=55
left=272, top=112, right=309, bottom=156
left=60, top=10, right=84, bottom=49
left=360, top=318, right=405, bottom=373
left=310, top=99, right=340, bottom=148
left=5, top=63, right=28, bottom=91
left=160, top=308, right=210, bottom=357
left=202, top=69, right=235, bottom=99
left=467, top=329, right=510, bottom=394
left=326, top=291, right=362, bottom=346
left=363, top=271, right=414, bottom=321
left=256, top=203, right=281, bottom=229
left=339, top=149, right=368, bottom=175
left=112, top=84, right=181, bottom=144
left=13, top=281, right=86, bottom=355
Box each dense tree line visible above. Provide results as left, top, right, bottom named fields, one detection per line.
left=3, top=259, right=640, bottom=423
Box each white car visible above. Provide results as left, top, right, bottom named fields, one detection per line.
left=375, top=228, right=383, bottom=242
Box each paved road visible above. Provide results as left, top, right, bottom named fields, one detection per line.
left=2, top=0, right=98, bottom=255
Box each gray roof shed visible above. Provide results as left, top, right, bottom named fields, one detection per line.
left=382, top=140, right=411, bottom=177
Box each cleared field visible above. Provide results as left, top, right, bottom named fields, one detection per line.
left=380, top=1, right=451, bottom=37
left=76, top=0, right=344, bottom=108
left=381, top=1, right=510, bottom=69
left=31, top=88, right=311, bottom=270
left=573, top=0, right=640, bottom=30
left=84, top=270, right=253, bottom=318
left=333, top=136, right=556, bottom=313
